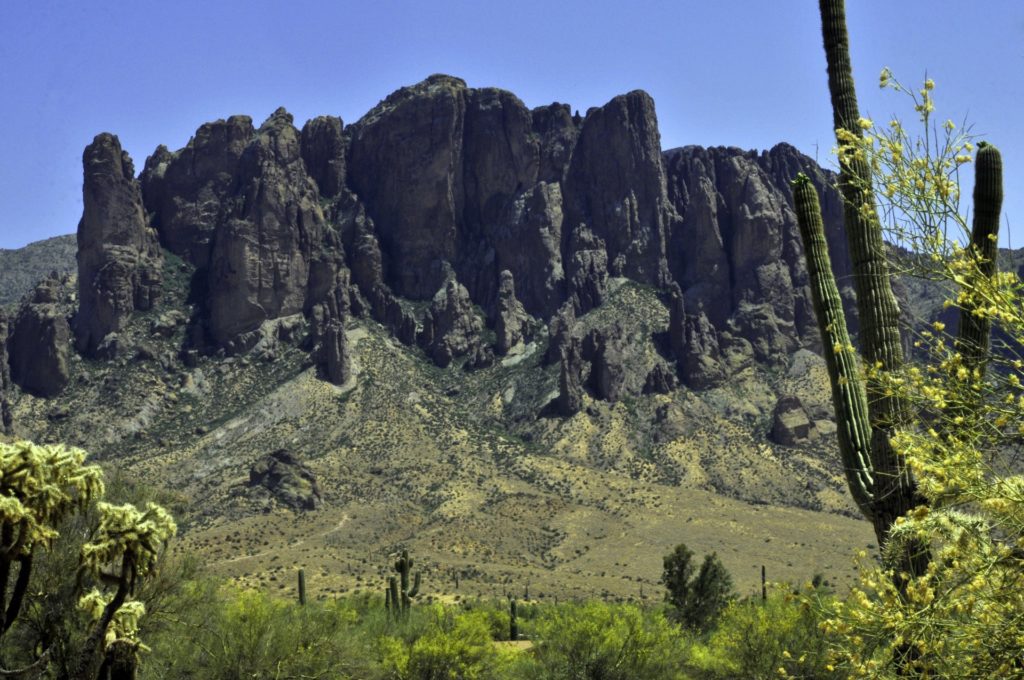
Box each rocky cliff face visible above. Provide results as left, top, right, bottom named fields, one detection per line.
left=76, top=133, right=163, bottom=357
left=10, top=76, right=855, bottom=411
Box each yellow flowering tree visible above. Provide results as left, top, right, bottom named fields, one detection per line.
left=0, top=440, right=176, bottom=678
left=816, top=73, right=1024, bottom=676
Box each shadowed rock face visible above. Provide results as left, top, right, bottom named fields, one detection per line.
left=206, top=108, right=328, bottom=348
left=0, top=310, right=12, bottom=432
left=10, top=277, right=71, bottom=398
left=563, top=91, right=672, bottom=286
left=76, top=133, right=163, bottom=356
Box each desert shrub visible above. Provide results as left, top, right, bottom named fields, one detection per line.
left=693, top=586, right=837, bottom=680
left=516, top=601, right=689, bottom=680
left=146, top=585, right=365, bottom=679
left=662, top=543, right=734, bottom=632
left=379, top=604, right=515, bottom=680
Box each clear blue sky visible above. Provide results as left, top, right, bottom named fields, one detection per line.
left=2, top=1, right=1021, bottom=249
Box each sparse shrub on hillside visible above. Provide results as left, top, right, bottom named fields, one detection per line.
left=662, top=543, right=734, bottom=632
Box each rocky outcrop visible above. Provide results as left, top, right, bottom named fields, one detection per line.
left=563, top=91, right=671, bottom=285
left=58, top=75, right=859, bottom=393
left=770, top=395, right=816, bottom=446
left=557, top=336, right=585, bottom=416
left=206, top=109, right=329, bottom=349
left=545, top=302, right=576, bottom=365
left=491, top=182, right=564, bottom=318
left=300, top=116, right=347, bottom=200
left=9, top=278, right=71, bottom=398
left=420, top=278, right=483, bottom=367
left=663, top=143, right=851, bottom=361
left=0, top=310, right=12, bottom=432
left=643, top=362, right=678, bottom=395
left=531, top=103, right=579, bottom=183
left=347, top=75, right=469, bottom=299
left=582, top=323, right=628, bottom=402
left=678, top=307, right=726, bottom=389
left=566, top=224, right=608, bottom=315
left=495, top=270, right=529, bottom=355
left=141, top=115, right=255, bottom=267
left=248, top=449, right=322, bottom=511
left=76, top=133, right=163, bottom=357
left=311, top=270, right=352, bottom=385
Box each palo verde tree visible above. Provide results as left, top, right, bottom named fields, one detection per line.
left=0, top=440, right=176, bottom=679
left=796, top=63, right=1019, bottom=674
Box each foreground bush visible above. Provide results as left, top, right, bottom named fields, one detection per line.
left=692, top=587, right=837, bottom=679
left=516, top=600, right=690, bottom=680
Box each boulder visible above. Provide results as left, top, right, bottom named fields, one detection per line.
left=248, top=449, right=322, bottom=511
left=76, top=133, right=163, bottom=356
left=770, top=395, right=816, bottom=446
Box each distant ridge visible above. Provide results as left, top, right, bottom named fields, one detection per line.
left=0, top=234, right=76, bottom=306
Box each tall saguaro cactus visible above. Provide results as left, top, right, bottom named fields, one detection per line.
left=816, top=0, right=925, bottom=564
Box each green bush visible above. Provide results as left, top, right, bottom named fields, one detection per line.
left=517, top=601, right=689, bottom=680
left=381, top=604, right=515, bottom=680
left=693, top=587, right=837, bottom=680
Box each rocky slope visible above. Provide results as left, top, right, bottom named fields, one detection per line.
left=0, top=75, right=920, bottom=597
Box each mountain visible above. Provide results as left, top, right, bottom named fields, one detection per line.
left=0, top=235, right=76, bottom=306
left=1, top=75, right=893, bottom=599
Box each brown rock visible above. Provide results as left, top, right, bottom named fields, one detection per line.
left=248, top=449, right=322, bottom=511
left=9, top=279, right=71, bottom=398
left=495, top=270, right=528, bottom=355
left=76, top=133, right=163, bottom=356
left=564, top=91, right=671, bottom=284
left=771, top=395, right=815, bottom=446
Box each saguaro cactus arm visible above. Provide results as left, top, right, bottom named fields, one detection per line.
left=958, top=143, right=1003, bottom=371
left=793, top=174, right=875, bottom=516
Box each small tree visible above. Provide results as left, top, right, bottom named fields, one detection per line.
left=662, top=544, right=733, bottom=632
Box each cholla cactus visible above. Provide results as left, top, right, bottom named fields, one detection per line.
left=0, top=440, right=176, bottom=679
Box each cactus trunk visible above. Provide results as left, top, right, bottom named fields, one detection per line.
left=817, top=0, right=927, bottom=571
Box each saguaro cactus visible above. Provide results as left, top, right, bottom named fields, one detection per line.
left=816, top=0, right=927, bottom=572
left=390, top=550, right=421, bottom=617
